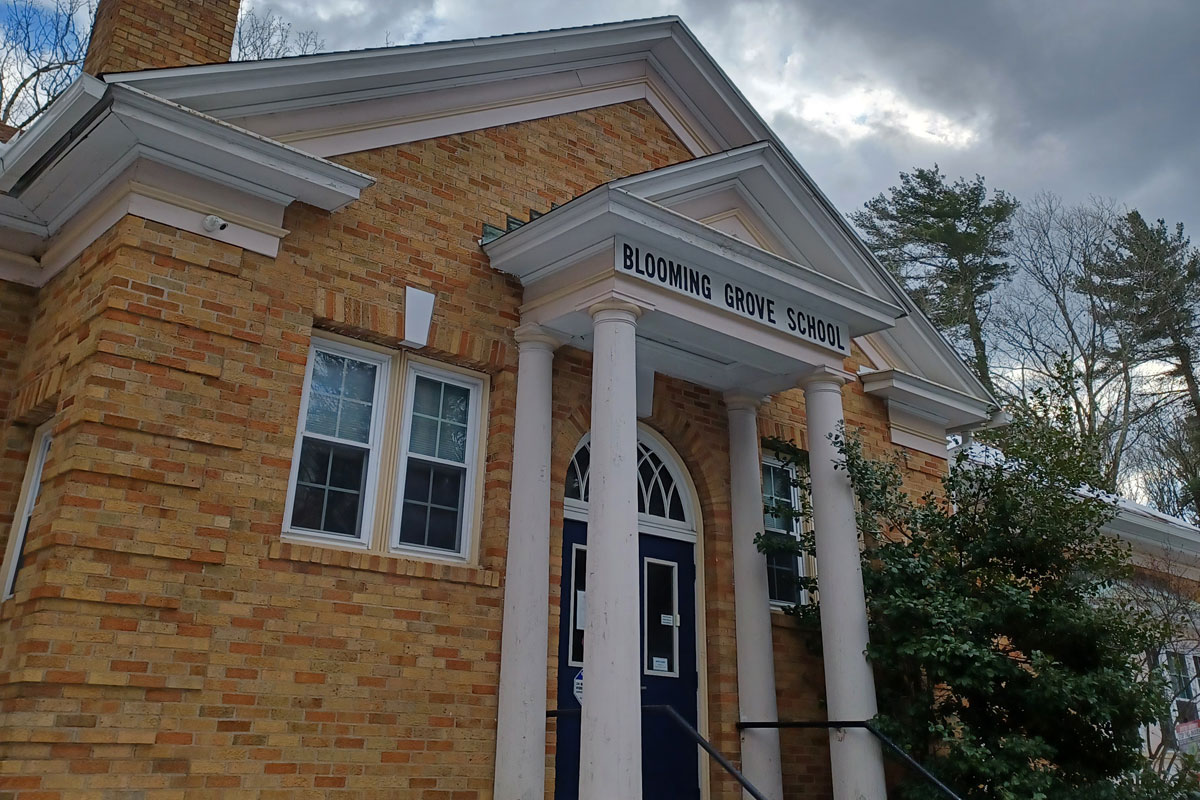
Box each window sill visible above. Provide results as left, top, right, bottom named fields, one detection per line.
left=268, top=540, right=501, bottom=588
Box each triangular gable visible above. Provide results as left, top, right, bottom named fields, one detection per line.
left=103, top=18, right=737, bottom=159
left=608, top=142, right=994, bottom=412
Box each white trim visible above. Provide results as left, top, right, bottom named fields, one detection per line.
left=282, top=338, right=391, bottom=549
left=861, top=367, right=992, bottom=430
left=642, top=555, right=681, bottom=678
left=390, top=360, right=484, bottom=561
left=1, top=422, right=54, bottom=599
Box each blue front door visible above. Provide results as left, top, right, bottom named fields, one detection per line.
left=554, top=518, right=700, bottom=799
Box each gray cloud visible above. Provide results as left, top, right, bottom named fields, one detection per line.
left=248, top=0, right=1200, bottom=233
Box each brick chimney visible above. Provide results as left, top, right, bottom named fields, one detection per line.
left=83, top=0, right=241, bottom=75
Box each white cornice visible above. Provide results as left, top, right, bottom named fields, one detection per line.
left=103, top=19, right=689, bottom=114
left=860, top=367, right=992, bottom=429
left=0, top=79, right=374, bottom=286
left=485, top=184, right=902, bottom=339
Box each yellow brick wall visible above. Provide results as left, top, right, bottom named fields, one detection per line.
left=0, top=282, right=37, bottom=557
left=0, top=98, right=947, bottom=799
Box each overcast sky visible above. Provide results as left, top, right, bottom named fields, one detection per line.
left=253, top=0, right=1200, bottom=234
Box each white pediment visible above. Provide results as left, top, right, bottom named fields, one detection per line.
left=605, top=143, right=995, bottom=420
left=102, top=18, right=741, bottom=160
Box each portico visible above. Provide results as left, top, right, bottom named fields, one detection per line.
left=486, top=150, right=908, bottom=800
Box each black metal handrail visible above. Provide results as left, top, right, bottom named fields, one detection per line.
left=549, top=705, right=770, bottom=800
left=736, top=719, right=963, bottom=800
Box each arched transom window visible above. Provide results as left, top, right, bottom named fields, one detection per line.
left=564, top=431, right=694, bottom=532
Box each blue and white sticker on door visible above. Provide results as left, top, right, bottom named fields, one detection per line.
left=573, top=669, right=584, bottom=705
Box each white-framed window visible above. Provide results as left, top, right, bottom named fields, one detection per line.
left=283, top=335, right=487, bottom=562
left=2, top=422, right=53, bottom=599
left=1162, top=648, right=1200, bottom=747
left=761, top=457, right=813, bottom=606
left=392, top=361, right=483, bottom=558
left=285, top=339, right=390, bottom=546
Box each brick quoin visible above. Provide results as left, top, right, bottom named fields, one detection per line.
left=0, top=53, right=949, bottom=800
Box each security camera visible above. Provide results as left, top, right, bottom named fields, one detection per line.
left=202, top=214, right=229, bottom=232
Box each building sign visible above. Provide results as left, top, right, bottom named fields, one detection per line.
left=573, top=669, right=584, bottom=705
left=617, top=240, right=849, bottom=354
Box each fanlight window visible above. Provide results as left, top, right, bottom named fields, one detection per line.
left=565, top=439, right=688, bottom=524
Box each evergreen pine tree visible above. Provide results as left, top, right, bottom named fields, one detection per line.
left=851, top=166, right=1018, bottom=398
left=1086, top=211, right=1200, bottom=515
left=1087, top=211, right=1200, bottom=417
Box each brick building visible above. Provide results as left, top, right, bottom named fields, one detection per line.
left=0, top=4, right=999, bottom=799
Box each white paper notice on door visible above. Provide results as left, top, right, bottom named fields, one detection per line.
left=660, top=614, right=673, bottom=627
left=575, top=591, right=586, bottom=630
left=652, top=657, right=669, bottom=671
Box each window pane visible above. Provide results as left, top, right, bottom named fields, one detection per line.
left=441, top=383, right=470, bottom=424
left=297, top=441, right=330, bottom=484
left=409, top=415, right=439, bottom=458
left=762, top=463, right=794, bottom=532
left=306, top=392, right=340, bottom=438
left=427, top=507, right=460, bottom=551
left=413, top=376, right=441, bottom=416
left=306, top=350, right=377, bottom=444
left=575, top=446, right=590, bottom=495
left=668, top=490, right=685, bottom=522
left=565, top=461, right=582, bottom=500
left=399, top=502, right=429, bottom=545
left=328, top=447, right=367, bottom=490
left=324, top=490, right=362, bottom=536
left=647, top=482, right=666, bottom=517
left=338, top=399, right=373, bottom=443
left=570, top=546, right=587, bottom=664
left=638, top=457, right=655, bottom=492
left=437, top=421, right=468, bottom=462
left=767, top=552, right=800, bottom=604
left=398, top=458, right=464, bottom=552
left=310, top=350, right=344, bottom=395
left=645, top=560, right=676, bottom=673
left=292, top=484, right=325, bottom=530
left=430, top=465, right=464, bottom=508
left=343, top=359, right=376, bottom=401
left=291, top=437, right=367, bottom=538
left=772, top=465, right=791, bottom=498
left=404, top=461, right=432, bottom=502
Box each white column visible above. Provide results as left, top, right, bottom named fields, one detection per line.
left=579, top=300, right=643, bottom=800
left=800, top=366, right=887, bottom=800
left=725, top=393, right=785, bottom=800
left=494, top=325, right=559, bottom=800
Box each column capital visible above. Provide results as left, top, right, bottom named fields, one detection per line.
left=514, top=323, right=562, bottom=352
left=798, top=364, right=858, bottom=391
left=588, top=299, right=644, bottom=322
left=723, top=391, right=765, bottom=413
